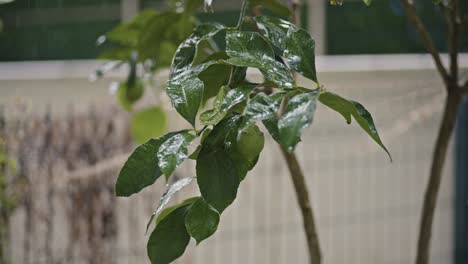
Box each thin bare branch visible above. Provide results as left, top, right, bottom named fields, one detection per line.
left=401, top=0, right=450, bottom=87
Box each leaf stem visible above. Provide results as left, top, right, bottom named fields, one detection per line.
left=236, top=0, right=250, bottom=29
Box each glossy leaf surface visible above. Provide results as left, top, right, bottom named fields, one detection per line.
left=166, top=77, right=204, bottom=127
left=319, top=91, right=391, bottom=160
left=225, top=31, right=294, bottom=89
left=185, top=198, right=220, bottom=244
left=116, top=133, right=176, bottom=197
left=157, top=131, right=196, bottom=177
left=147, top=203, right=192, bottom=264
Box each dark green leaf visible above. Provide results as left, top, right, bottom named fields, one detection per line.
left=105, top=9, right=158, bottom=46
left=155, top=197, right=199, bottom=226
left=278, top=90, right=319, bottom=151
left=185, top=198, right=220, bottom=244
left=131, top=107, right=167, bottom=144
left=197, top=147, right=240, bottom=213
left=116, top=133, right=177, bottom=197
left=147, top=203, right=193, bottom=264
left=172, top=23, right=225, bottom=75
left=319, top=91, right=391, bottom=160
left=255, top=16, right=292, bottom=50
left=284, top=28, right=317, bottom=82
left=256, top=16, right=317, bottom=82
left=167, top=77, right=204, bottom=127
left=198, top=63, right=231, bottom=104
left=227, top=122, right=264, bottom=179
left=225, top=31, right=294, bottom=89
left=157, top=131, right=197, bottom=178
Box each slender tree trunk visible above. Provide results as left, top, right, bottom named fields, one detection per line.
left=280, top=147, right=322, bottom=264
left=415, top=93, right=461, bottom=264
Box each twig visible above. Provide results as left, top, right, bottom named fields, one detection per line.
left=401, top=0, right=450, bottom=87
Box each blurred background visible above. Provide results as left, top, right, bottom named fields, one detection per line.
left=0, top=0, right=467, bottom=263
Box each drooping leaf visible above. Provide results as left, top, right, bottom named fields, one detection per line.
left=131, top=107, right=167, bottom=144
left=256, top=16, right=317, bottom=82
left=147, top=202, right=193, bottom=264
left=172, top=23, right=225, bottom=75
left=225, top=31, right=294, bottom=89
left=115, top=132, right=177, bottom=197
left=166, top=77, right=204, bottom=127
left=157, top=131, right=197, bottom=177
left=185, top=198, right=220, bottom=244
left=104, top=9, right=158, bottom=46
left=278, top=90, right=319, bottom=151
left=155, top=197, right=199, bottom=226
left=251, top=0, right=291, bottom=17
left=319, top=91, right=391, bottom=160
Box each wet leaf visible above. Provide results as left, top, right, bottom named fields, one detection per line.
left=172, top=23, right=225, bottom=75
left=131, top=107, right=167, bottom=144
left=157, top=131, right=197, bottom=177
left=284, top=28, right=317, bottom=83
left=225, top=31, right=294, bottom=89
left=319, top=91, right=391, bottom=160
left=146, top=178, right=196, bottom=233
left=185, top=198, right=220, bottom=244
left=167, top=77, right=204, bottom=127
left=147, top=202, right=193, bottom=264
left=116, top=133, right=177, bottom=197
left=245, top=92, right=284, bottom=121
left=256, top=16, right=317, bottom=82
left=278, top=90, right=319, bottom=151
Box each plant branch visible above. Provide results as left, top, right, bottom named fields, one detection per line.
left=236, top=0, right=250, bottom=29
left=402, top=0, right=450, bottom=87
left=415, top=94, right=460, bottom=264
left=280, top=147, right=322, bottom=264
left=446, top=0, right=461, bottom=83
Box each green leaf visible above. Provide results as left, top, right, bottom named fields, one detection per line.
left=157, top=130, right=197, bottom=178
left=117, top=81, right=144, bottom=112
left=363, top=0, right=372, bottom=5
left=319, top=91, right=391, bottom=160
left=196, top=116, right=245, bottom=212
left=198, top=64, right=231, bottom=105
left=251, top=0, right=291, bottom=17
left=256, top=16, right=317, bottom=82
left=167, top=77, right=204, bottom=127
left=284, top=28, right=317, bottom=82
left=185, top=198, right=220, bottom=244
left=255, top=15, right=292, bottom=50
left=147, top=202, right=193, bottom=264
left=227, top=121, right=264, bottom=179
left=131, top=107, right=168, bottom=144
left=278, top=90, right=319, bottom=151
left=245, top=92, right=284, bottom=121
left=200, top=86, right=229, bottom=125
left=225, top=31, right=294, bottom=89
left=172, top=23, right=225, bottom=75
left=155, top=197, right=199, bottom=226
left=115, top=133, right=177, bottom=197
left=197, top=147, right=240, bottom=213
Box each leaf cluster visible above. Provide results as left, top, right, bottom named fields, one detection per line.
left=114, top=1, right=390, bottom=263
